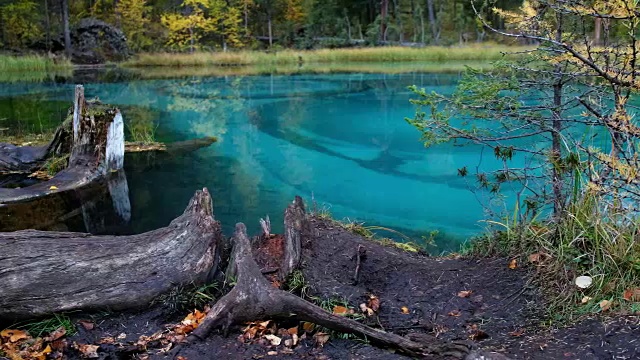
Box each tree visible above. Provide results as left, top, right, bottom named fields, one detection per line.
left=408, top=0, right=640, bottom=219
left=0, top=0, right=42, bottom=47
left=116, top=0, right=151, bottom=50
left=62, top=0, right=72, bottom=58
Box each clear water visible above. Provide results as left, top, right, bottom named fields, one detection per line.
left=0, top=72, right=522, bottom=252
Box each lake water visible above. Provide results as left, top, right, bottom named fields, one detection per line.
left=0, top=71, right=521, bottom=252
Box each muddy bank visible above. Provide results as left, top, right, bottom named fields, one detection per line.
left=18, top=216, right=634, bottom=360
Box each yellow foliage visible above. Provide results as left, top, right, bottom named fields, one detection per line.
left=0, top=0, right=42, bottom=47
left=284, top=0, right=306, bottom=24
left=117, top=0, right=152, bottom=51
left=161, top=0, right=245, bottom=51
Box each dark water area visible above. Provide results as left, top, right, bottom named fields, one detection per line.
left=0, top=70, right=528, bottom=252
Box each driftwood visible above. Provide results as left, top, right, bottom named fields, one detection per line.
left=0, top=188, right=222, bottom=321
left=0, top=85, right=124, bottom=205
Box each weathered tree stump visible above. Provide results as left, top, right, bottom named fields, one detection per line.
left=0, top=188, right=222, bottom=321
left=0, top=85, right=124, bottom=205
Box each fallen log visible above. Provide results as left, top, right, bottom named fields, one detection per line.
left=0, top=188, right=222, bottom=321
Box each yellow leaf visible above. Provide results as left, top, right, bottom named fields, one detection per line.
left=508, top=259, right=517, bottom=269
left=457, top=290, right=473, bottom=298
left=401, top=306, right=409, bottom=314
left=35, top=344, right=52, bottom=360
left=0, top=329, right=29, bottom=343
left=49, top=185, right=58, bottom=190
left=302, top=322, right=314, bottom=333
left=581, top=296, right=592, bottom=304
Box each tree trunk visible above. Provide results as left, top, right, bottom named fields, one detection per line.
left=62, top=0, right=72, bottom=59
left=426, top=0, right=438, bottom=44
left=0, top=188, right=222, bottom=321
left=380, top=0, right=389, bottom=42
left=594, top=17, right=601, bottom=46
left=268, top=13, right=273, bottom=47
left=551, top=13, right=565, bottom=215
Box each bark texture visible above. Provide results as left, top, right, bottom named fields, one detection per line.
left=0, top=188, right=222, bottom=321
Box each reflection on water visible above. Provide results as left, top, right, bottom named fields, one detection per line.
left=0, top=72, right=521, bottom=252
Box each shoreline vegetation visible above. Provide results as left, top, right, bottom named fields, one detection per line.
left=123, top=45, right=527, bottom=67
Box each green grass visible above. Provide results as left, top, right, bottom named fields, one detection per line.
left=12, top=313, right=76, bottom=338
left=152, top=282, right=221, bottom=313
left=0, top=54, right=72, bottom=73
left=465, top=194, right=640, bottom=323
left=124, top=44, right=530, bottom=68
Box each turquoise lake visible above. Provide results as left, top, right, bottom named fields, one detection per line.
left=0, top=71, right=522, bottom=252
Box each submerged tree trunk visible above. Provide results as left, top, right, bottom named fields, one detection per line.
left=0, top=189, right=222, bottom=321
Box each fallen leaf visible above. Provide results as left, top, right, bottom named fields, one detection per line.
left=599, top=299, right=612, bottom=311
left=176, top=357, right=187, bottom=360
left=457, top=290, right=473, bottom=298
left=447, top=310, right=461, bottom=317
left=623, top=288, right=640, bottom=301
left=44, top=326, right=66, bottom=342
left=302, top=322, right=314, bottom=333
left=359, top=303, right=374, bottom=316
left=78, top=320, right=94, bottom=331
left=98, top=337, right=115, bottom=344
left=267, top=351, right=278, bottom=356
left=287, top=327, right=298, bottom=335
left=508, top=329, right=525, bottom=337
left=528, top=253, right=542, bottom=263
left=401, top=306, right=410, bottom=314
left=508, top=259, right=517, bottom=269
left=575, top=276, right=593, bottom=289
left=264, top=334, right=281, bottom=346
left=332, top=306, right=348, bottom=315
left=34, top=344, right=52, bottom=360
left=1, top=329, right=29, bottom=343
left=74, top=343, right=100, bottom=358
left=581, top=296, right=592, bottom=304
left=368, top=295, right=380, bottom=312
left=49, top=185, right=59, bottom=190
left=313, top=332, right=330, bottom=347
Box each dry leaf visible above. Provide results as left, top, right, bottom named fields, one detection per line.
left=313, top=332, right=330, bottom=347
left=264, top=334, right=281, bottom=346
left=44, top=327, right=66, bottom=342
left=623, top=288, right=640, bottom=301
left=581, top=296, right=592, bottom=304
left=302, top=322, right=314, bottom=333
left=75, top=343, right=100, bottom=358
left=359, top=303, right=374, bottom=316
left=599, top=299, right=612, bottom=311
left=78, top=320, right=94, bottom=331
left=528, top=253, right=542, bottom=263
left=287, top=327, right=298, bottom=335
left=368, top=295, right=380, bottom=312
left=508, top=329, right=525, bottom=337
left=34, top=344, right=52, bottom=360
left=332, top=306, right=348, bottom=315
left=457, top=290, right=473, bottom=298
left=98, top=337, right=115, bottom=344
left=49, top=185, right=59, bottom=191
left=447, top=310, right=461, bottom=317
left=267, top=351, right=278, bottom=356
left=401, top=306, right=410, bottom=314
left=1, top=329, right=29, bottom=343
left=508, top=259, right=517, bottom=269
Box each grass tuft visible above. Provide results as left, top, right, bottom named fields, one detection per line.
left=153, top=282, right=220, bottom=313
left=465, top=193, right=640, bottom=323
left=13, top=314, right=76, bottom=338
left=0, top=55, right=72, bottom=73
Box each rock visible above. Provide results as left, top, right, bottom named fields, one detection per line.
left=70, top=18, right=130, bottom=64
